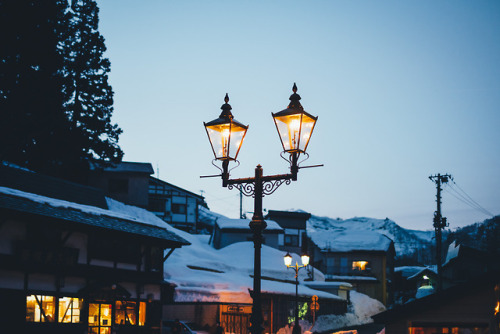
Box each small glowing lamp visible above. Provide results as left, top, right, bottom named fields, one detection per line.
left=284, top=252, right=293, bottom=267
left=272, top=83, right=317, bottom=154
left=204, top=94, right=248, bottom=161
left=301, top=254, right=310, bottom=266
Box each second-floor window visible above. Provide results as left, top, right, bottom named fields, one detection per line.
left=172, top=203, right=186, bottom=214
left=352, top=260, right=370, bottom=272
left=284, top=235, right=299, bottom=246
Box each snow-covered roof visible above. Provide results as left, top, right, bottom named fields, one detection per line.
left=444, top=241, right=460, bottom=265
left=216, top=218, right=282, bottom=231
left=308, top=229, right=393, bottom=252
left=0, top=187, right=189, bottom=244
left=163, top=232, right=343, bottom=303
left=324, top=275, right=378, bottom=282
left=305, top=281, right=353, bottom=288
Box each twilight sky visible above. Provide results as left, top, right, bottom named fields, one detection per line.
left=96, top=0, right=500, bottom=230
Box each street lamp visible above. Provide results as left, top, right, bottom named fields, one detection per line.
left=284, top=252, right=310, bottom=334
left=203, top=83, right=319, bottom=334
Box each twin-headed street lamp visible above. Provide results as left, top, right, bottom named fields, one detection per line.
left=284, top=252, right=310, bottom=334
left=203, top=83, right=319, bottom=334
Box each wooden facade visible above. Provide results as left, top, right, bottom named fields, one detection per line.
left=307, top=233, right=395, bottom=306
left=0, top=165, right=189, bottom=334
left=148, top=177, right=206, bottom=233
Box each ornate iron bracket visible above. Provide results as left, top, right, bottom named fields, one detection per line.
left=262, top=178, right=291, bottom=196
left=228, top=183, right=255, bottom=197
left=228, top=178, right=292, bottom=198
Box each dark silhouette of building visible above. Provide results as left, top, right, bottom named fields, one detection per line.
left=0, top=163, right=189, bottom=333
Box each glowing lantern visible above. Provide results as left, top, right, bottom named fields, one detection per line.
left=204, top=94, right=248, bottom=161
left=272, top=83, right=317, bottom=155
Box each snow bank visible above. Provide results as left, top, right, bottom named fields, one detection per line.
left=311, top=291, right=385, bottom=332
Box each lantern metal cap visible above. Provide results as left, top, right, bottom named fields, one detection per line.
left=288, top=83, right=303, bottom=111
left=204, top=94, right=248, bottom=129
left=273, top=83, right=318, bottom=120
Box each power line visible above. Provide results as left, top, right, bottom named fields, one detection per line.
left=450, top=180, right=494, bottom=217
left=443, top=184, right=493, bottom=217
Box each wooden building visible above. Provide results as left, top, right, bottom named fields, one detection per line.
left=373, top=272, right=500, bottom=334
left=306, top=230, right=395, bottom=306
left=148, top=176, right=207, bottom=233
left=88, top=161, right=207, bottom=233
left=265, top=210, right=311, bottom=255
left=0, top=164, right=189, bottom=334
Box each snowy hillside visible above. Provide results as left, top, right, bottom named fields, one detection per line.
left=307, top=215, right=434, bottom=258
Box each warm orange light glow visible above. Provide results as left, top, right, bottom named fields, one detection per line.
left=495, top=301, right=499, bottom=315
left=352, top=261, right=369, bottom=271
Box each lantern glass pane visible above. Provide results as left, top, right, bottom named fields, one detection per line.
left=274, top=112, right=317, bottom=153
left=206, top=122, right=246, bottom=160
left=301, top=254, right=310, bottom=266
left=274, top=114, right=302, bottom=152
left=297, top=114, right=316, bottom=153
left=284, top=253, right=293, bottom=267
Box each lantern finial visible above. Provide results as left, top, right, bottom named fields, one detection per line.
left=220, top=93, right=233, bottom=119
left=288, top=83, right=303, bottom=111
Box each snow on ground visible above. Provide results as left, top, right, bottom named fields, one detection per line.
left=310, top=291, right=386, bottom=332
left=275, top=291, right=385, bottom=334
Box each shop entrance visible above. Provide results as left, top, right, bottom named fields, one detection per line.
left=220, top=305, right=252, bottom=334
left=88, top=303, right=112, bottom=334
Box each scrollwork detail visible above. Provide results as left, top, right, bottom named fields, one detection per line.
left=228, top=183, right=255, bottom=197
left=262, top=179, right=291, bottom=196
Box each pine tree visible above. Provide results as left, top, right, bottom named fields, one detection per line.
left=0, top=0, right=122, bottom=180
left=62, top=0, right=123, bottom=173
left=0, top=0, right=70, bottom=172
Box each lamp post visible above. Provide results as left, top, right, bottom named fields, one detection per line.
left=202, top=84, right=319, bottom=334
left=284, top=252, right=310, bottom=334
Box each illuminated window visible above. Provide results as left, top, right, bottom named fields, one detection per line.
left=115, top=301, right=147, bottom=326
left=58, top=297, right=82, bottom=323
left=139, top=302, right=146, bottom=326
left=352, top=261, right=369, bottom=271
left=26, top=295, right=55, bottom=322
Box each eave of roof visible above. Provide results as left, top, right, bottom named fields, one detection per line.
left=0, top=192, right=190, bottom=246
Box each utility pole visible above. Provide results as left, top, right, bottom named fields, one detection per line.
left=429, top=173, right=452, bottom=291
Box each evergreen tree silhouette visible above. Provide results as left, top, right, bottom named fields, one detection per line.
left=0, top=0, right=122, bottom=181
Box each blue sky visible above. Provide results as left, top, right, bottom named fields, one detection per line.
left=96, top=0, right=500, bottom=230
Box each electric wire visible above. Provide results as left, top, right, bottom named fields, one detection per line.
left=444, top=185, right=491, bottom=216
left=450, top=180, right=494, bottom=216
left=443, top=182, right=493, bottom=217
left=446, top=182, right=493, bottom=216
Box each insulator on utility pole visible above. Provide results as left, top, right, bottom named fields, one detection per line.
left=429, top=173, right=452, bottom=291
